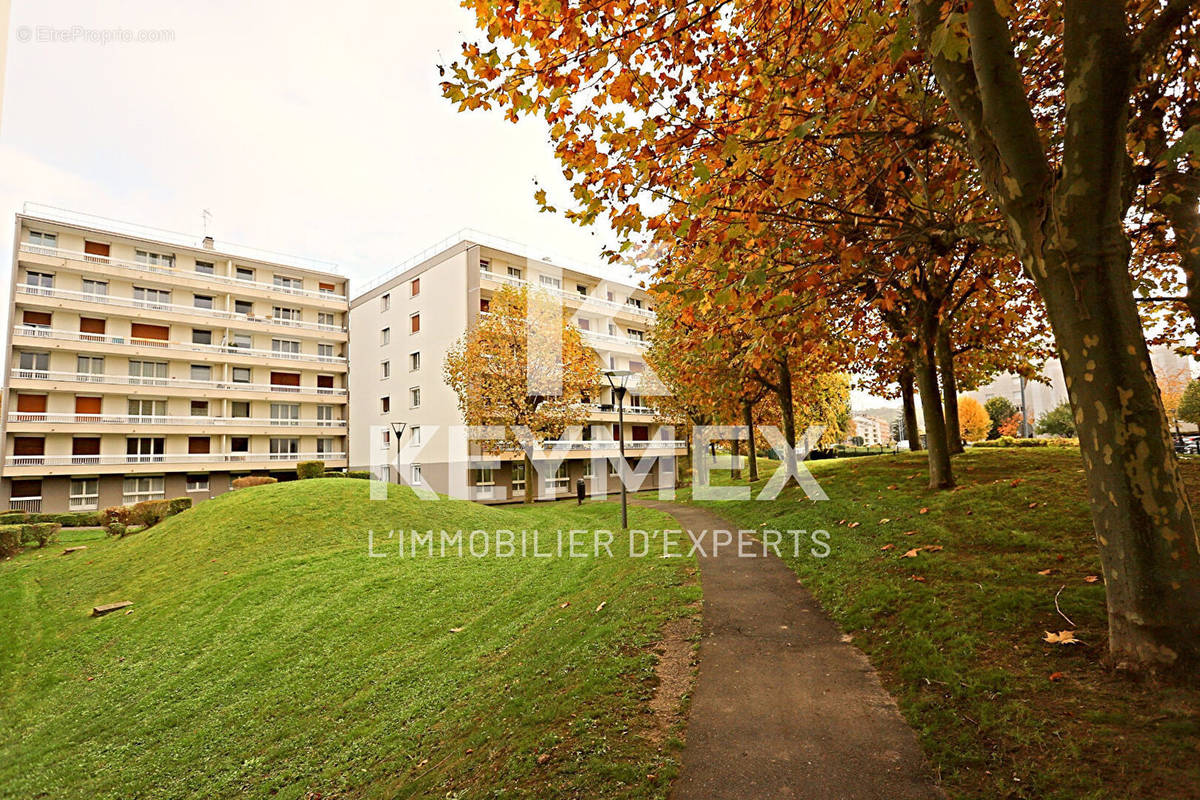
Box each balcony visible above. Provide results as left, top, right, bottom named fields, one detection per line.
left=16, top=283, right=347, bottom=335
left=580, top=330, right=648, bottom=350
left=580, top=402, right=658, bottom=416
left=538, top=440, right=686, bottom=452
left=7, top=412, right=348, bottom=429
left=5, top=452, right=347, bottom=468
left=479, top=270, right=656, bottom=320
left=8, top=496, right=42, bottom=512
left=13, top=326, right=347, bottom=366
left=9, top=369, right=348, bottom=397
left=20, top=243, right=348, bottom=302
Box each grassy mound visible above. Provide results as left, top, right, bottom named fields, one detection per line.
left=687, top=448, right=1200, bottom=800
left=0, top=480, right=697, bottom=800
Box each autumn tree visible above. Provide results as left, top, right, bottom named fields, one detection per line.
left=445, top=285, right=601, bottom=502
left=1178, top=379, right=1200, bottom=433
left=1158, top=366, right=1192, bottom=437
left=957, top=396, right=990, bottom=442
left=983, top=396, right=1017, bottom=440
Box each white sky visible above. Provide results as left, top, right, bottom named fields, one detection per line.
left=0, top=0, right=890, bottom=408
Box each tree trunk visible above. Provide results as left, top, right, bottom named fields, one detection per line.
left=776, top=358, right=799, bottom=483
left=523, top=451, right=535, bottom=505
left=900, top=367, right=921, bottom=452
left=937, top=329, right=964, bottom=454
left=914, top=340, right=954, bottom=489
left=730, top=435, right=741, bottom=480
left=1156, top=173, right=1200, bottom=332
left=743, top=400, right=759, bottom=481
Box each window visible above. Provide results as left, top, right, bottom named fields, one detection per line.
left=627, top=329, right=644, bottom=341
left=191, top=400, right=209, bottom=416
left=80, top=317, right=106, bottom=342
left=236, top=266, right=255, bottom=281
left=539, top=275, right=563, bottom=289
left=511, top=461, right=526, bottom=493
left=25, top=271, right=54, bottom=290
left=480, top=298, right=490, bottom=313
left=195, top=260, right=214, bottom=275
left=128, top=360, right=168, bottom=385
left=382, top=428, right=391, bottom=447
left=270, top=403, right=300, bottom=424
left=231, top=436, right=249, bottom=453
left=232, top=367, right=252, bottom=383
left=582, top=459, right=593, bottom=478
left=317, top=405, right=334, bottom=425
left=190, top=364, right=212, bottom=382
left=410, top=313, right=420, bottom=333
left=549, top=462, right=570, bottom=490
left=193, top=294, right=215, bottom=310
left=507, top=266, right=522, bottom=279
left=381, top=327, right=390, bottom=345
left=480, top=258, right=491, bottom=272
left=474, top=467, right=495, bottom=498
left=22, top=311, right=51, bottom=331
left=126, top=438, right=165, bottom=463
left=381, top=396, right=391, bottom=413
left=188, top=436, right=211, bottom=455
left=192, top=329, right=213, bottom=345
left=230, top=332, right=252, bottom=349
left=271, top=339, right=300, bottom=356
left=410, top=387, right=421, bottom=408
left=135, top=250, right=175, bottom=268
left=411, top=464, right=423, bottom=484
left=410, top=426, right=421, bottom=446
left=318, top=312, right=335, bottom=328
left=317, top=375, right=335, bottom=391
left=234, top=299, right=253, bottom=315
left=231, top=401, right=250, bottom=418
left=629, top=360, right=645, bottom=373
left=123, top=476, right=165, bottom=504
left=273, top=275, right=302, bottom=292
left=269, top=438, right=300, bottom=459
left=18, top=352, right=49, bottom=377
left=133, top=286, right=171, bottom=307
left=627, top=297, right=644, bottom=309
left=410, top=352, right=421, bottom=371
left=82, top=279, right=108, bottom=297
left=319, top=282, right=336, bottom=295
left=316, top=437, right=335, bottom=456
left=128, top=399, right=166, bottom=419
left=381, top=361, right=391, bottom=379
left=69, top=478, right=99, bottom=510
left=77, top=356, right=103, bottom=380
left=27, top=230, right=57, bottom=253
left=318, top=343, right=335, bottom=360
left=411, top=277, right=421, bottom=296
left=273, top=306, right=300, bottom=323
left=381, top=293, right=391, bottom=311
left=577, top=284, right=588, bottom=296
left=186, top=475, right=210, bottom=492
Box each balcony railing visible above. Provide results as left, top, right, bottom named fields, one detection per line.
left=580, top=402, right=657, bottom=416
left=16, top=283, right=346, bottom=334
left=6, top=451, right=346, bottom=467
left=9, top=369, right=348, bottom=396
left=480, top=270, right=656, bottom=319
left=535, top=440, right=687, bottom=451
left=7, top=412, right=347, bottom=429
left=20, top=243, right=348, bottom=302
left=8, top=497, right=42, bottom=512
left=580, top=330, right=648, bottom=349
left=13, top=326, right=347, bottom=365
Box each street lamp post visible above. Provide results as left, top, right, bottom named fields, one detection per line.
left=390, top=422, right=406, bottom=483
left=603, top=369, right=632, bottom=529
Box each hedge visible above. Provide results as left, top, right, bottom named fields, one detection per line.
left=0, top=526, right=20, bottom=558
left=297, top=460, right=325, bottom=480
left=22, top=523, right=61, bottom=547
left=167, top=497, right=192, bottom=516
left=971, top=436, right=1079, bottom=449
left=232, top=476, right=278, bottom=489
left=0, top=511, right=105, bottom=527
left=322, top=471, right=347, bottom=478
left=347, top=471, right=371, bottom=480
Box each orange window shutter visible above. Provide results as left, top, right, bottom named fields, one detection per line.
left=16, top=394, right=47, bottom=412
left=131, top=323, right=169, bottom=340
left=22, top=311, right=52, bottom=326
left=319, top=282, right=335, bottom=292
left=411, top=278, right=420, bottom=295
left=75, top=396, right=102, bottom=414
left=411, top=314, right=420, bottom=333
left=188, top=437, right=211, bottom=454
left=270, top=371, right=300, bottom=386
left=84, top=241, right=110, bottom=256
left=79, top=317, right=106, bottom=334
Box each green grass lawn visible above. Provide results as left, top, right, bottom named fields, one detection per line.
left=0, top=479, right=698, bottom=800
left=684, top=447, right=1200, bottom=800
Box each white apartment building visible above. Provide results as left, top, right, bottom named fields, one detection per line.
left=850, top=415, right=891, bottom=446
left=1, top=212, right=349, bottom=513
left=348, top=233, right=685, bottom=502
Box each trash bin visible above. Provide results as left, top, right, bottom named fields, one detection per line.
left=575, top=478, right=585, bottom=505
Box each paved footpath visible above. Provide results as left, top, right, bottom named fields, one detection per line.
left=636, top=500, right=944, bottom=800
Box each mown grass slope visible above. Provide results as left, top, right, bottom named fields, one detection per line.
left=686, top=448, right=1200, bottom=800
left=0, top=479, right=698, bottom=800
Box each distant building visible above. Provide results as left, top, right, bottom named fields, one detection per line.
left=849, top=415, right=892, bottom=446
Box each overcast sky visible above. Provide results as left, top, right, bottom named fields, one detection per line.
left=0, top=0, right=894, bottom=409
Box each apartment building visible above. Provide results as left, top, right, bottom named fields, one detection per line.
left=348, top=233, right=685, bottom=502
left=849, top=415, right=891, bottom=446
left=1, top=212, right=349, bottom=513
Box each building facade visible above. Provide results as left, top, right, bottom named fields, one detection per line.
left=1, top=213, right=349, bottom=513
left=348, top=234, right=685, bottom=502
left=849, top=415, right=891, bottom=446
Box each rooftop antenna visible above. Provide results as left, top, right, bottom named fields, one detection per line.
left=201, top=209, right=213, bottom=237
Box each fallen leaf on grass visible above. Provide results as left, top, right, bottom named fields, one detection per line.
left=1038, top=568, right=1054, bottom=576
left=449, top=627, right=465, bottom=633
left=559, top=601, right=570, bottom=608
left=901, top=548, right=921, bottom=558
left=847, top=522, right=861, bottom=529
left=879, top=518, right=891, bottom=524
left=1043, top=630, right=1082, bottom=645
left=919, top=507, right=929, bottom=515
left=1048, top=671, right=1065, bottom=682
left=902, top=530, right=917, bottom=536
left=887, top=484, right=898, bottom=490
left=536, top=753, right=551, bottom=765
left=923, top=545, right=944, bottom=553
left=1027, top=502, right=1038, bottom=509
left=909, top=575, right=926, bottom=583
left=595, top=601, right=607, bottom=612
left=881, top=543, right=895, bottom=551
left=1084, top=575, right=1101, bottom=584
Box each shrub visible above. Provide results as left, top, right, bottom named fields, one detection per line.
left=347, top=471, right=371, bottom=480
left=103, top=506, right=133, bottom=526
left=106, top=522, right=128, bottom=537
left=129, top=500, right=172, bottom=529
left=1035, top=401, right=1077, bottom=437
left=21, top=522, right=61, bottom=547
left=0, top=525, right=21, bottom=558
left=167, top=497, right=192, bottom=516
left=322, top=471, right=347, bottom=478
left=0, top=511, right=29, bottom=525
left=232, top=476, right=278, bottom=489
left=26, top=511, right=106, bottom=527
left=297, top=461, right=325, bottom=480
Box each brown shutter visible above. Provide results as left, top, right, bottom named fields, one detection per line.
left=16, top=394, right=47, bottom=412
left=84, top=241, right=110, bottom=257
left=317, top=375, right=334, bottom=388
left=131, top=323, right=169, bottom=341
left=270, top=371, right=300, bottom=387
left=11, top=479, right=42, bottom=497
left=22, top=311, right=51, bottom=326
left=613, top=425, right=620, bottom=441
left=13, top=437, right=44, bottom=456
left=411, top=278, right=420, bottom=296
left=411, top=314, right=420, bottom=333
left=72, top=437, right=101, bottom=455
left=319, top=281, right=335, bottom=292
left=632, top=425, right=650, bottom=442
left=75, top=396, right=102, bottom=414
left=188, top=436, right=210, bottom=454
left=80, top=317, right=106, bottom=334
